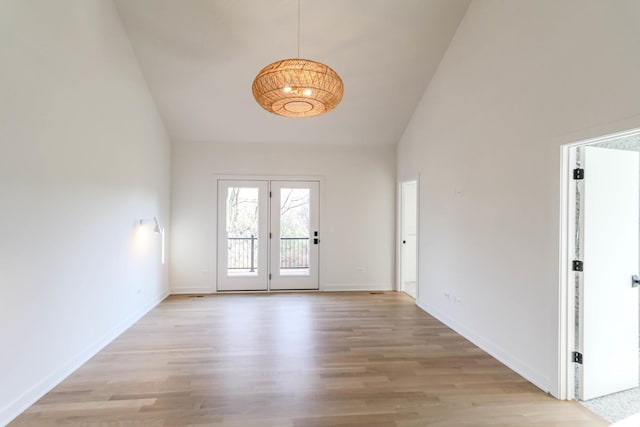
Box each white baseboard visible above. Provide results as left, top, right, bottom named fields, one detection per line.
left=170, top=288, right=215, bottom=294
left=0, top=290, right=169, bottom=426
left=416, top=300, right=553, bottom=396
left=322, top=283, right=394, bottom=292
left=172, top=286, right=396, bottom=293
left=171, top=285, right=396, bottom=294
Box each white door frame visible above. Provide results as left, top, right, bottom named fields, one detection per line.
left=558, top=127, right=640, bottom=400
left=214, top=174, right=324, bottom=292
left=396, top=175, right=420, bottom=298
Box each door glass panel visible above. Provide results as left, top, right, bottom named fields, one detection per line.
left=279, top=188, right=310, bottom=276
left=226, top=187, right=259, bottom=276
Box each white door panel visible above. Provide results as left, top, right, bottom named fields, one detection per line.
left=217, top=180, right=269, bottom=291
left=270, top=181, right=320, bottom=290
left=401, top=181, right=417, bottom=298
left=580, top=146, right=639, bottom=400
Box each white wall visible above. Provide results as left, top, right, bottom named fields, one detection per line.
left=0, top=1, right=171, bottom=423
left=171, top=142, right=395, bottom=293
left=397, top=0, right=640, bottom=397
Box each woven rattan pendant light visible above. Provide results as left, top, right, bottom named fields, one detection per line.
left=252, top=1, right=343, bottom=118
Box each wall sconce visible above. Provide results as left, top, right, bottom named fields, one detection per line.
left=139, top=217, right=162, bottom=234
left=139, top=216, right=165, bottom=264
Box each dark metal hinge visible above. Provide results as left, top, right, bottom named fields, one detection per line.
left=269, top=232, right=272, bottom=239
left=269, top=273, right=272, bottom=280
left=572, top=351, right=583, bottom=364
left=269, top=191, right=272, bottom=197
left=572, top=260, right=583, bottom=272
left=573, top=168, right=584, bottom=180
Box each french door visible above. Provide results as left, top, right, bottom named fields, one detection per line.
left=270, top=181, right=319, bottom=290
left=217, top=179, right=319, bottom=291
left=217, top=180, right=269, bottom=291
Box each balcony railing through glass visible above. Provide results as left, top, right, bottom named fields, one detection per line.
left=227, top=236, right=309, bottom=274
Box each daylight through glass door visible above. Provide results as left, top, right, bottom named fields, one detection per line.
left=279, top=187, right=310, bottom=276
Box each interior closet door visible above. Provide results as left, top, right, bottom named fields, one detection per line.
left=400, top=180, right=417, bottom=298
left=579, top=146, right=639, bottom=400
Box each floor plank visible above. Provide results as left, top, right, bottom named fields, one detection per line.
left=9, top=292, right=606, bottom=426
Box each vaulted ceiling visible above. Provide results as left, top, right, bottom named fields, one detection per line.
left=115, top=0, right=470, bottom=146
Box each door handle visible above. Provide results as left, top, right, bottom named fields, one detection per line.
left=633, top=275, right=640, bottom=288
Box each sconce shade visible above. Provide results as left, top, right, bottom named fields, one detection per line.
left=140, top=217, right=162, bottom=234
left=252, top=58, right=344, bottom=118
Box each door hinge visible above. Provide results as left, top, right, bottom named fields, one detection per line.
left=573, top=168, right=584, bottom=180
left=572, top=260, right=583, bottom=272
left=269, top=273, right=272, bottom=280
left=572, top=351, right=583, bottom=364
left=269, top=232, right=272, bottom=239
left=269, top=191, right=272, bottom=197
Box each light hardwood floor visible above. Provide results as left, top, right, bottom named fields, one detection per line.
left=10, top=292, right=606, bottom=426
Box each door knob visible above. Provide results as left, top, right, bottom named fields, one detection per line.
left=402, top=240, right=406, bottom=244
left=632, top=275, right=640, bottom=288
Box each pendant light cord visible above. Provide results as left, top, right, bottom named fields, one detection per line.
left=297, top=0, right=300, bottom=58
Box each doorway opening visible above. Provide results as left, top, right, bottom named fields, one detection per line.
left=400, top=179, right=418, bottom=299
left=560, top=129, right=640, bottom=423
left=217, top=179, right=320, bottom=291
